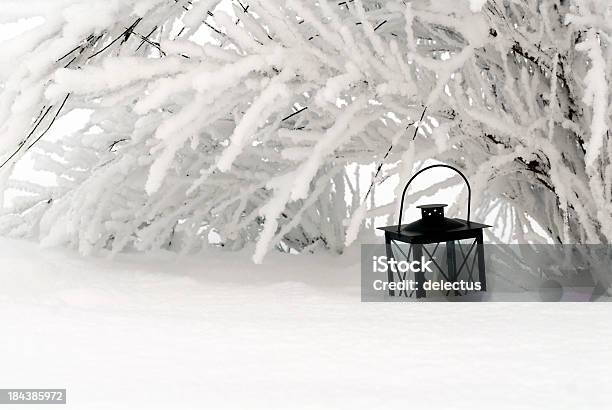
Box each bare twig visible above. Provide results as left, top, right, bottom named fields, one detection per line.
left=411, top=106, right=428, bottom=140
left=0, top=106, right=53, bottom=170
left=109, top=139, right=128, bottom=151
left=281, top=106, right=308, bottom=122
left=131, top=29, right=166, bottom=56
left=88, top=18, right=142, bottom=60
left=373, top=20, right=387, bottom=31
left=136, top=26, right=158, bottom=52
left=362, top=106, right=428, bottom=202
left=26, top=94, right=71, bottom=152
left=56, top=44, right=81, bottom=62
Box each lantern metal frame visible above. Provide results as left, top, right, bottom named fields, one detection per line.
left=377, top=164, right=490, bottom=298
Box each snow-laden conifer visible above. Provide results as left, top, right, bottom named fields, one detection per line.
left=0, top=0, right=610, bottom=262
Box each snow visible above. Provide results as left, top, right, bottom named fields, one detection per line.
left=575, top=30, right=608, bottom=169
left=216, top=79, right=290, bottom=173
left=2, top=0, right=611, bottom=259
left=344, top=201, right=368, bottom=246
left=0, top=237, right=610, bottom=409
left=467, top=0, right=488, bottom=13
left=46, top=57, right=185, bottom=101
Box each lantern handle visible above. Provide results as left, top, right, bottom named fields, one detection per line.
left=397, top=164, right=471, bottom=233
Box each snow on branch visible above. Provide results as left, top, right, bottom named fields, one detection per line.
left=0, top=0, right=610, bottom=261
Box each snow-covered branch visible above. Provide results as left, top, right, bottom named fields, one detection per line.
left=0, top=0, right=610, bottom=261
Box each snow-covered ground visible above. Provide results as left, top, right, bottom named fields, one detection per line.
left=0, top=237, right=610, bottom=410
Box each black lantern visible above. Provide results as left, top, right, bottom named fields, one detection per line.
left=377, top=164, right=490, bottom=298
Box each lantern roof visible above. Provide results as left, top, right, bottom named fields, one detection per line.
left=377, top=219, right=490, bottom=244
left=416, top=204, right=447, bottom=209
